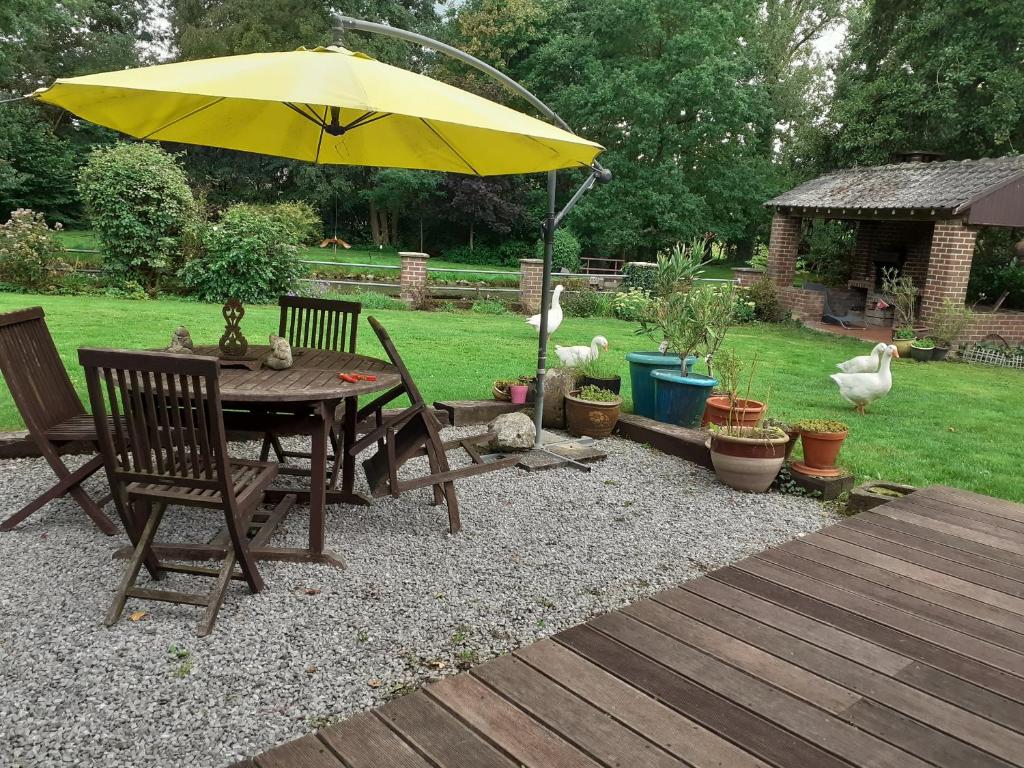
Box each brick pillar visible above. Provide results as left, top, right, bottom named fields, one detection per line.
left=399, top=251, right=429, bottom=304
left=520, top=258, right=544, bottom=313
left=732, top=267, right=765, bottom=288
left=766, top=213, right=802, bottom=288
left=920, top=219, right=978, bottom=321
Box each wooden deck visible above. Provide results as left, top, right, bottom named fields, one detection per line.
left=237, top=485, right=1024, bottom=768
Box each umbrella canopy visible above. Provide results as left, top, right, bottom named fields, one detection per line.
left=34, top=46, right=602, bottom=176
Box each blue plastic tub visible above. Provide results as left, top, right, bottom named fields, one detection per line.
left=626, top=352, right=696, bottom=418
left=651, top=369, right=717, bottom=428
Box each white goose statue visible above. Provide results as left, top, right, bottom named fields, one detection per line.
left=526, top=284, right=564, bottom=337
left=555, top=336, right=609, bottom=367
left=831, top=344, right=898, bottom=414
left=836, top=343, right=888, bottom=374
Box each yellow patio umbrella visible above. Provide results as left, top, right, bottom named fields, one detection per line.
left=33, top=45, right=602, bottom=176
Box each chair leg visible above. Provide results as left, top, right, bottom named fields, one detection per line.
left=1, top=453, right=115, bottom=535
left=105, top=502, right=164, bottom=627
left=260, top=434, right=287, bottom=464
left=223, top=503, right=263, bottom=594
left=424, top=441, right=446, bottom=507
left=197, top=548, right=237, bottom=637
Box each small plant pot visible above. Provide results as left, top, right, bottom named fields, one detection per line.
left=650, top=369, right=717, bottom=428
left=932, top=346, right=950, bottom=361
left=794, top=428, right=848, bottom=477
left=492, top=383, right=511, bottom=401
left=707, top=428, right=789, bottom=493
left=702, top=396, right=766, bottom=428
left=509, top=384, right=528, bottom=405
left=910, top=344, right=934, bottom=362
left=565, top=390, right=622, bottom=439
left=580, top=374, right=621, bottom=395
left=892, top=338, right=915, bottom=358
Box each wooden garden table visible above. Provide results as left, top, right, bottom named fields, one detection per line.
left=121, top=346, right=400, bottom=568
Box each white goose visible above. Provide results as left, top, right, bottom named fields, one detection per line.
left=836, top=343, right=888, bottom=374
left=555, top=336, right=609, bottom=367
left=830, top=344, right=898, bottom=414
left=526, top=284, right=564, bottom=336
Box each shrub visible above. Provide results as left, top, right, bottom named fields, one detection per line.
left=621, top=261, right=658, bottom=293
left=471, top=298, right=510, bottom=314
left=563, top=288, right=605, bottom=317
left=78, top=143, right=197, bottom=292
left=536, top=228, right=582, bottom=272
left=231, top=201, right=321, bottom=245
left=496, top=240, right=532, bottom=266
left=929, top=299, right=974, bottom=347
left=612, top=287, right=652, bottom=322
left=0, top=209, right=66, bottom=291
left=803, top=221, right=854, bottom=286
left=442, top=243, right=504, bottom=266
left=179, top=204, right=302, bottom=304
left=732, top=294, right=756, bottom=323
left=746, top=277, right=786, bottom=322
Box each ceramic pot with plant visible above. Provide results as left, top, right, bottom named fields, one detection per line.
left=762, top=417, right=799, bottom=460
left=492, top=378, right=517, bottom=401
left=793, top=419, right=848, bottom=477
left=708, top=424, right=789, bottom=493
left=577, top=353, right=621, bottom=395
left=891, top=326, right=916, bottom=358
left=566, top=385, right=622, bottom=439
left=702, top=348, right=766, bottom=428
left=509, top=383, right=528, bottom=404
left=929, top=299, right=973, bottom=360
left=910, top=337, right=935, bottom=362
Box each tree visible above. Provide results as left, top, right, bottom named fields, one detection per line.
left=443, top=175, right=529, bottom=251
left=361, top=169, right=441, bottom=249
left=824, top=0, right=1024, bottom=167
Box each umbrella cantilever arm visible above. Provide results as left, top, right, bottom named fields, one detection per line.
left=333, top=14, right=611, bottom=446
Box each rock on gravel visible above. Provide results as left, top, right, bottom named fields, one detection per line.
left=0, top=430, right=837, bottom=768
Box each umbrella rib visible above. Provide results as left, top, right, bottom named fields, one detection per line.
left=314, top=106, right=328, bottom=164
left=284, top=102, right=327, bottom=129
left=419, top=119, right=479, bottom=176
left=141, top=97, right=226, bottom=140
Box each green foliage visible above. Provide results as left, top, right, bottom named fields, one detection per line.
left=0, top=209, right=67, bottom=291
left=968, top=229, right=1024, bottom=309
left=325, top=290, right=408, bottom=311
left=929, top=300, right=974, bottom=347
left=880, top=267, right=918, bottom=327
left=911, top=337, right=935, bottom=349
left=575, top=385, right=619, bottom=403
left=230, top=201, right=321, bottom=245
left=641, top=283, right=737, bottom=366
left=562, top=288, right=609, bottom=318
left=893, top=326, right=916, bottom=340
left=732, top=294, right=757, bottom=324
left=471, top=299, right=510, bottom=315
left=536, top=228, right=582, bottom=272
left=577, top=353, right=620, bottom=380
left=621, top=262, right=658, bottom=293
left=442, top=244, right=504, bottom=266
left=712, top=347, right=744, bottom=401
left=78, top=143, right=197, bottom=292
left=795, top=418, right=848, bottom=433
left=179, top=204, right=301, bottom=304
left=802, top=221, right=854, bottom=286
left=745, top=277, right=786, bottom=322
left=652, top=242, right=708, bottom=298
left=611, top=288, right=652, bottom=322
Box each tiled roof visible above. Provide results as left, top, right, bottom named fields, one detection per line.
left=766, top=156, right=1024, bottom=211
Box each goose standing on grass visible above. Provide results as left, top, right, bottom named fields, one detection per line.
left=836, top=343, right=888, bottom=373
left=555, top=336, right=609, bottom=367
left=526, top=284, right=564, bottom=337
left=831, top=344, right=898, bottom=414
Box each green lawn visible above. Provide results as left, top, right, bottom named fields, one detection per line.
left=2, top=292, right=1022, bottom=503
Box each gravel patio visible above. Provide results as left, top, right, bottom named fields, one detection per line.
left=0, top=429, right=837, bottom=767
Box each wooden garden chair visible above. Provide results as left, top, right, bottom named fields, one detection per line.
left=0, top=307, right=116, bottom=534
left=260, top=295, right=361, bottom=472
left=80, top=348, right=275, bottom=636
left=348, top=317, right=519, bottom=534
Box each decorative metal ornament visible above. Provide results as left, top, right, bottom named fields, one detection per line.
left=219, top=298, right=249, bottom=358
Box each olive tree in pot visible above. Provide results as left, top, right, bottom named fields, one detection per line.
left=702, top=348, right=766, bottom=427
left=882, top=267, right=918, bottom=357
left=566, top=385, right=622, bottom=439
left=928, top=300, right=973, bottom=360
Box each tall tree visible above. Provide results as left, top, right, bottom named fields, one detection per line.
left=824, top=0, right=1024, bottom=166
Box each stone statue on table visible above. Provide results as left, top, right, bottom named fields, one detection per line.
left=166, top=326, right=194, bottom=354
left=263, top=334, right=293, bottom=370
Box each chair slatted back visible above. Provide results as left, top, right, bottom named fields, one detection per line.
left=278, top=296, right=360, bottom=352
left=0, top=307, right=85, bottom=436
left=79, top=349, right=232, bottom=495
left=367, top=316, right=425, bottom=407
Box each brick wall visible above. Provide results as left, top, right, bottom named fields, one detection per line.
left=766, top=213, right=801, bottom=287
left=399, top=251, right=429, bottom=304
left=957, top=310, right=1024, bottom=345
left=778, top=286, right=826, bottom=322
left=921, top=218, right=978, bottom=321
left=519, top=258, right=544, bottom=313
left=850, top=220, right=934, bottom=288
left=732, top=267, right=765, bottom=288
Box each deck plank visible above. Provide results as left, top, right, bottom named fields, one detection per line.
left=238, top=486, right=1024, bottom=768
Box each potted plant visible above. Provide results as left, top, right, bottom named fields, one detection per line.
left=626, top=241, right=706, bottom=418
left=892, top=325, right=916, bottom=358
left=929, top=299, right=973, bottom=360
left=707, top=423, right=789, bottom=493
left=910, top=336, right=935, bottom=362
left=793, top=419, right=848, bottom=477
left=702, top=348, right=766, bottom=428
left=763, top=416, right=799, bottom=460
left=566, top=385, right=622, bottom=439
left=509, top=382, right=529, bottom=404
left=882, top=267, right=919, bottom=357
left=492, top=378, right=518, bottom=401
left=578, top=354, right=621, bottom=395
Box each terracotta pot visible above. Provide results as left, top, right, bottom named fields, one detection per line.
left=798, top=428, right=848, bottom=471
left=707, top=428, right=789, bottom=493
left=702, top=396, right=766, bottom=428
left=782, top=428, right=800, bottom=461
left=565, top=390, right=621, bottom=439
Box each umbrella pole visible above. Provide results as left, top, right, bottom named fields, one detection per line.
left=532, top=170, right=557, bottom=446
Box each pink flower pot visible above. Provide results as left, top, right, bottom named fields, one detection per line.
left=509, top=384, right=528, bottom=405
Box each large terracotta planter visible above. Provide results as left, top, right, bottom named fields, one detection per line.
left=707, top=428, right=789, bottom=493
left=565, top=390, right=622, bottom=439
left=794, top=428, right=848, bottom=477
left=702, top=396, right=766, bottom=428
left=892, top=338, right=915, bottom=358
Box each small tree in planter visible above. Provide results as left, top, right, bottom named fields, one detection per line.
left=702, top=348, right=767, bottom=427
left=793, top=419, right=849, bottom=477
left=566, top=385, right=622, bottom=438
left=881, top=267, right=918, bottom=353
left=929, top=300, right=973, bottom=359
